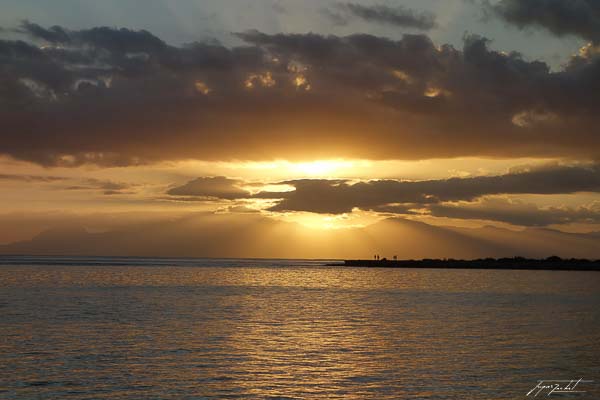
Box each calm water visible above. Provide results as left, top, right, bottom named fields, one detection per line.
left=0, top=256, right=599, bottom=399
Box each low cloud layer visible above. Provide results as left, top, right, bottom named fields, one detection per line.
left=489, top=0, right=600, bottom=43
left=430, top=197, right=600, bottom=227
left=168, top=164, right=600, bottom=226
left=259, top=164, right=600, bottom=213
left=1, top=22, right=600, bottom=165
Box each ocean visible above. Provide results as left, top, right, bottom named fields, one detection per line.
left=1, top=256, right=599, bottom=399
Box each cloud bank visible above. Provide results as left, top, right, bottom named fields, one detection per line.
left=1, top=22, right=600, bottom=165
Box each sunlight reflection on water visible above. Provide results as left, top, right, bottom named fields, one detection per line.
left=0, top=259, right=599, bottom=399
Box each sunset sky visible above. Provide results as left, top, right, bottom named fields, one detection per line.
left=2, top=0, right=600, bottom=258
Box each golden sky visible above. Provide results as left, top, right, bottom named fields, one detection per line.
left=2, top=1, right=600, bottom=258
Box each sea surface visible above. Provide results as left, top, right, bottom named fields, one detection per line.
left=0, top=256, right=599, bottom=399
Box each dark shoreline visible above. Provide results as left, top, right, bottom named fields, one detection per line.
left=328, top=257, right=600, bottom=271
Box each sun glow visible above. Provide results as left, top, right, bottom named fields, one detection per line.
left=274, top=210, right=384, bottom=230
left=185, top=159, right=362, bottom=178
left=242, top=184, right=296, bottom=195
left=288, top=160, right=356, bottom=177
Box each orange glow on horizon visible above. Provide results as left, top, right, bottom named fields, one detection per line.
left=273, top=210, right=384, bottom=230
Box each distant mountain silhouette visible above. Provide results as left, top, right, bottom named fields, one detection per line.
left=1, top=214, right=599, bottom=259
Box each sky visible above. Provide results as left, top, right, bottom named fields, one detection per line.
left=1, top=0, right=600, bottom=258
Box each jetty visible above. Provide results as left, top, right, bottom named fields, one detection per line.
left=328, top=256, right=600, bottom=271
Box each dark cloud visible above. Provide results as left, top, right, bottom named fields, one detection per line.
left=326, top=3, right=437, bottom=30
left=488, top=0, right=600, bottom=43
left=15, top=20, right=168, bottom=54
left=254, top=164, right=600, bottom=215
left=429, top=197, right=600, bottom=226
left=0, top=173, right=65, bottom=182
left=65, top=178, right=134, bottom=195
left=16, top=20, right=70, bottom=44
left=167, top=176, right=250, bottom=199
left=220, top=205, right=261, bottom=214
left=1, top=24, right=600, bottom=166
